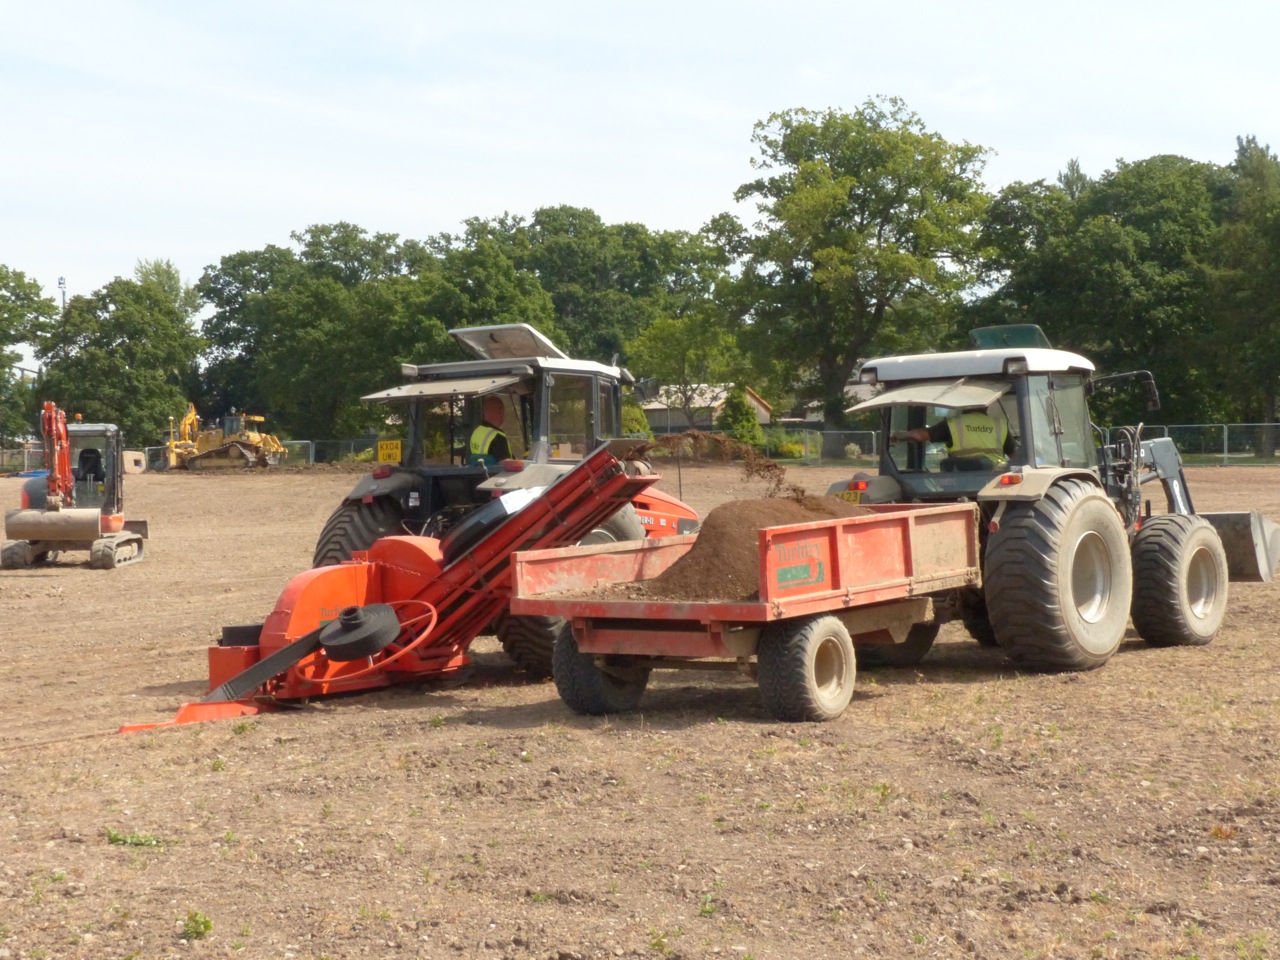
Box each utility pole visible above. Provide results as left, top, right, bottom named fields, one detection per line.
left=57, top=276, right=66, bottom=313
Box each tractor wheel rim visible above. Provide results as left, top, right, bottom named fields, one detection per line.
left=1186, top=546, right=1218, bottom=619
left=813, top=635, right=847, bottom=704
left=1071, top=530, right=1112, bottom=624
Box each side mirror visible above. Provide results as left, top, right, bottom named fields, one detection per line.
left=1143, top=380, right=1161, bottom=412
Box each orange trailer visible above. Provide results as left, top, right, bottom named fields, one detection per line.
left=509, top=503, right=982, bottom=722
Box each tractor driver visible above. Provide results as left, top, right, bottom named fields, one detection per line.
left=891, top=406, right=1014, bottom=469
left=469, top=395, right=512, bottom=468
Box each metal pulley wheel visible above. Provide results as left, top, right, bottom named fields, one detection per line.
left=318, top=604, right=403, bottom=661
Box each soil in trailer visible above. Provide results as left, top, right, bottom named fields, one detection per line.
left=610, top=494, right=871, bottom=602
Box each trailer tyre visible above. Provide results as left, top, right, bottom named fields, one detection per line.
left=312, top=498, right=404, bottom=567
left=855, top=623, right=939, bottom=668
left=758, top=615, right=856, bottom=722
left=985, top=478, right=1132, bottom=671
left=1130, top=515, right=1228, bottom=647
left=500, top=505, right=646, bottom=678
left=552, top=625, right=650, bottom=714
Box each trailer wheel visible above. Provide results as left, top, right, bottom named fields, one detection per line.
left=500, top=505, right=647, bottom=678
left=984, top=478, right=1132, bottom=671
left=552, top=624, right=650, bottom=714
left=312, top=498, right=404, bottom=567
left=757, top=615, right=856, bottom=722
left=1130, top=515, right=1228, bottom=647
left=855, top=623, right=939, bottom=668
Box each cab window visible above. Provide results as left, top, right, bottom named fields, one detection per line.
left=548, top=375, right=592, bottom=460
left=1027, top=375, right=1097, bottom=468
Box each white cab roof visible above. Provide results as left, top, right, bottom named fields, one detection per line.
left=449, top=324, right=568, bottom=361
left=362, top=374, right=526, bottom=403
left=859, top=347, right=1094, bottom=384
left=847, top=379, right=1010, bottom=414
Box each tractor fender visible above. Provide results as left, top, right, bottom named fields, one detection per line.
left=976, top=467, right=1103, bottom=504
left=340, top=470, right=422, bottom=505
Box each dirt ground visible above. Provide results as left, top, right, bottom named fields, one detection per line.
left=2, top=461, right=1279, bottom=960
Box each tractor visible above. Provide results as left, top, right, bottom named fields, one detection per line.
left=828, top=324, right=1280, bottom=670
left=3, top=402, right=148, bottom=569
left=312, top=323, right=699, bottom=676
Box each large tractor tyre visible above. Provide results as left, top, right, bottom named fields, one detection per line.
left=312, top=498, right=405, bottom=567
left=499, top=505, right=647, bottom=678
left=855, top=622, right=939, bottom=668
left=1130, top=515, right=1228, bottom=647
left=552, top=625, right=650, bottom=715
left=984, top=479, right=1133, bottom=671
left=757, top=615, right=857, bottom=722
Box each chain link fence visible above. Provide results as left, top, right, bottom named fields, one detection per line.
left=0, top=446, right=46, bottom=473
left=140, top=439, right=321, bottom=471
left=1100, top=424, right=1280, bottom=466
left=759, top=429, right=879, bottom=466
left=22, top=423, right=1280, bottom=476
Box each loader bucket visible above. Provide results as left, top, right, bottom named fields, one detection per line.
left=1199, top=511, right=1280, bottom=583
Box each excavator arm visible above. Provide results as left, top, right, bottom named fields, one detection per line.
left=41, top=402, right=73, bottom=507
left=178, top=403, right=199, bottom=443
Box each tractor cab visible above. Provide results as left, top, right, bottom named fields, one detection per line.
left=842, top=345, right=1097, bottom=504
left=361, top=322, right=627, bottom=470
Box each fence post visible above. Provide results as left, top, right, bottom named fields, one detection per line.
left=1221, top=424, right=1228, bottom=467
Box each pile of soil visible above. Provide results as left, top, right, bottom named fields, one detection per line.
left=626, top=495, right=871, bottom=602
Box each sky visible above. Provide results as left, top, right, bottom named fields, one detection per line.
left=2, top=0, right=1276, bottom=321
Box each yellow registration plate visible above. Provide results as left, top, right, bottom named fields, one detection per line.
left=835, top=490, right=862, bottom=504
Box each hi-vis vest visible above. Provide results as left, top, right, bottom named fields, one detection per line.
left=469, top=425, right=504, bottom=467
left=945, top=412, right=1008, bottom=463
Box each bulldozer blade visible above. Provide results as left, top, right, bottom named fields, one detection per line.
left=1200, top=511, right=1280, bottom=583
left=123, top=519, right=149, bottom=538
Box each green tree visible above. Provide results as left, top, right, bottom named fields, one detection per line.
left=731, top=99, right=990, bottom=439
left=626, top=312, right=746, bottom=429
left=977, top=155, right=1231, bottom=424
left=0, top=265, right=56, bottom=442
left=1210, top=136, right=1280, bottom=448
left=198, top=223, right=558, bottom=439
left=715, top=387, right=765, bottom=448
left=26, top=277, right=202, bottom=445
left=464, top=206, right=724, bottom=362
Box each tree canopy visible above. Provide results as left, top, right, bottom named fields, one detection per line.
left=5, top=100, right=1280, bottom=449
left=24, top=271, right=202, bottom=445
left=730, top=98, right=990, bottom=431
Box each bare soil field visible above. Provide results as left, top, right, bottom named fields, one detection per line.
left=2, top=461, right=1279, bottom=960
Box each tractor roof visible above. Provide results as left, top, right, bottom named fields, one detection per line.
left=449, top=323, right=568, bottom=361
left=367, top=355, right=626, bottom=404
left=858, top=347, right=1094, bottom=386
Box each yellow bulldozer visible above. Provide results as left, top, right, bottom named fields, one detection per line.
left=164, top=403, right=288, bottom=470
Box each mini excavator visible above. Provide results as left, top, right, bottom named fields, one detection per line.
left=2, top=402, right=148, bottom=569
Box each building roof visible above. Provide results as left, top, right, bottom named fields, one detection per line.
left=639, top=384, right=771, bottom=414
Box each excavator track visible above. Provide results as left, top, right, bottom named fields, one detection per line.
left=187, top=442, right=268, bottom=469
left=88, top=533, right=146, bottom=569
